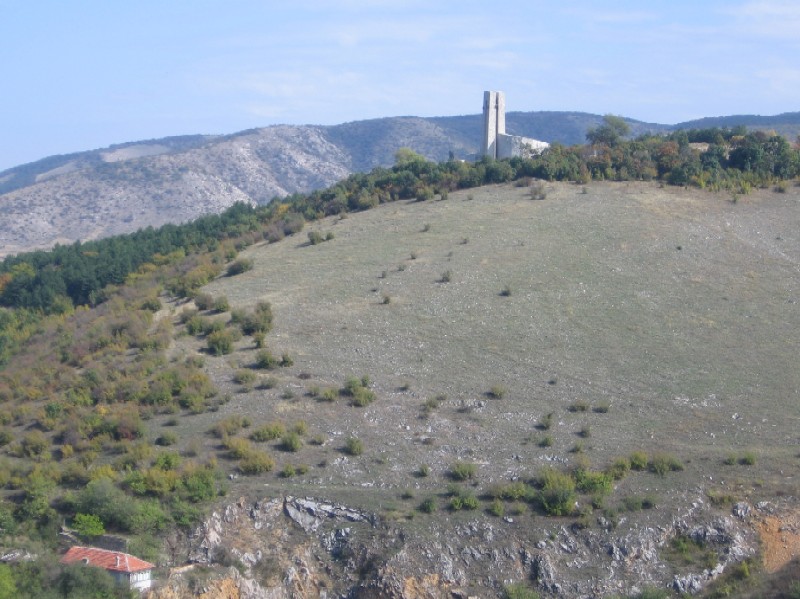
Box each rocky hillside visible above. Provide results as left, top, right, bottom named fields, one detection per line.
left=1, top=109, right=798, bottom=257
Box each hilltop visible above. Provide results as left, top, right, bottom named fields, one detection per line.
left=1, top=109, right=798, bottom=257
left=0, top=171, right=798, bottom=596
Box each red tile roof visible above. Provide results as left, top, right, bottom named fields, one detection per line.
left=60, top=546, right=154, bottom=573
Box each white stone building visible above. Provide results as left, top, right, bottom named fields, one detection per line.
left=483, top=91, right=549, bottom=159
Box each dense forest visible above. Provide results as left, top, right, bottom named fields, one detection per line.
left=0, top=124, right=797, bottom=597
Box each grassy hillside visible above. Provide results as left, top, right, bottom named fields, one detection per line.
left=195, top=181, right=799, bottom=498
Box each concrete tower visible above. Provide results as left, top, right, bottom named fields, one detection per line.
left=482, top=91, right=506, bottom=158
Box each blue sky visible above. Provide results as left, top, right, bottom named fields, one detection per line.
left=2, top=0, right=799, bottom=171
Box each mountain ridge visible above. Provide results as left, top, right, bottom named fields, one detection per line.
left=1, top=109, right=798, bottom=257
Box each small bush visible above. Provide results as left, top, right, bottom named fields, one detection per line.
left=538, top=435, right=553, bottom=448
left=538, top=412, right=554, bottom=430
left=350, top=387, right=376, bottom=407
left=488, top=499, right=505, bottom=517
left=568, top=400, right=589, bottom=413
left=253, top=349, right=277, bottom=370
left=487, top=385, right=506, bottom=399
left=449, top=461, right=477, bottom=481
left=227, top=258, right=253, bottom=276
left=194, top=293, right=214, bottom=311
left=250, top=422, right=285, bottom=442
left=416, top=464, right=430, bottom=477
left=592, top=402, right=610, bottom=413
left=418, top=497, right=436, bottom=513
left=606, top=457, right=631, bottom=480
left=212, top=296, right=230, bottom=312
left=649, top=453, right=683, bottom=476
left=155, top=432, right=177, bottom=447
left=307, top=231, right=324, bottom=245
left=281, top=432, right=303, bottom=452
left=536, top=467, right=576, bottom=516
left=233, top=369, right=257, bottom=386
left=503, top=582, right=541, bottom=599
left=629, top=450, right=649, bottom=471
left=344, top=437, right=363, bottom=456
left=438, top=270, right=452, bottom=283
left=530, top=182, right=547, bottom=201
left=239, top=450, right=275, bottom=474
left=739, top=452, right=756, bottom=465
left=499, top=284, right=512, bottom=297
left=206, top=330, right=235, bottom=355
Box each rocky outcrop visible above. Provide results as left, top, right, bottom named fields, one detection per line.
left=147, top=494, right=766, bottom=599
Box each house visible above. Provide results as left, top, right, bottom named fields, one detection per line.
left=60, top=546, right=155, bottom=593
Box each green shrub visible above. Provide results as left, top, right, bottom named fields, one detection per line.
left=280, top=353, right=293, bottom=367
left=344, top=437, right=363, bottom=456
left=503, top=582, right=541, bottom=599
left=233, top=369, right=257, bottom=386
left=739, top=452, right=756, bottom=465
left=538, top=412, right=554, bottom=430
left=629, top=450, right=649, bottom=470
left=592, top=402, right=610, bottom=413
left=281, top=432, right=302, bottom=452
left=239, top=450, right=274, bottom=474
left=487, top=385, right=506, bottom=399
left=206, top=330, right=235, bottom=355
left=449, top=461, right=477, bottom=481
left=499, top=284, right=512, bottom=297
left=319, top=387, right=338, bottom=402
left=250, top=422, right=285, bottom=442
left=226, top=258, right=253, bottom=276
left=649, top=453, right=683, bottom=476
left=307, top=231, right=324, bottom=245
left=606, top=457, right=631, bottom=480
left=254, top=349, right=278, bottom=369
left=417, top=464, right=430, bottom=477
left=536, top=467, right=576, bottom=516
left=489, top=499, right=505, bottom=517
left=155, top=432, right=178, bottom=447
left=194, top=293, right=214, bottom=311
left=418, top=497, right=436, bottom=513
left=212, top=295, right=230, bottom=313
left=350, top=387, right=376, bottom=407
left=72, top=513, right=106, bottom=538
left=439, top=270, right=452, bottom=283
left=574, top=468, right=612, bottom=495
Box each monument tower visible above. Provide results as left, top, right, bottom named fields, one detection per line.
left=482, top=91, right=549, bottom=159
left=483, top=91, right=506, bottom=159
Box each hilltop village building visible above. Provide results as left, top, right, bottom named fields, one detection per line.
left=60, top=546, right=155, bottom=593
left=483, top=91, right=549, bottom=159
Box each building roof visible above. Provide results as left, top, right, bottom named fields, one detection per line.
left=60, top=546, right=154, bottom=573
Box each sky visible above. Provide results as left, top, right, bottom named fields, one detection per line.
left=1, top=0, right=799, bottom=172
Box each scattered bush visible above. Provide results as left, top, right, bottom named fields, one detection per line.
left=239, top=450, right=275, bottom=474
left=487, top=385, right=506, bottom=399
left=438, top=270, right=452, bottom=283
left=418, top=497, right=436, bottom=513
left=344, top=437, right=363, bottom=456
left=155, top=432, right=177, bottom=447
left=226, top=258, right=253, bottom=276
left=254, top=349, right=278, bottom=369
left=536, top=467, right=576, bottom=516
left=449, top=461, right=477, bottom=481
left=739, top=452, right=756, bottom=465
left=281, top=432, right=302, bottom=452
left=629, top=450, right=649, bottom=471
left=649, top=453, right=683, bottom=476
left=250, top=422, right=285, bottom=442
left=206, top=330, right=235, bottom=355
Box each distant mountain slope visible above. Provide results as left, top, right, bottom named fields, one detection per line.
left=2, top=109, right=799, bottom=257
